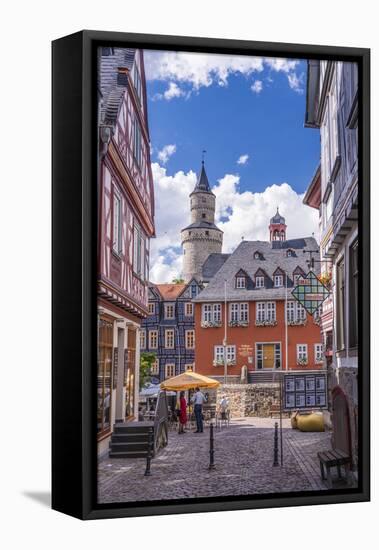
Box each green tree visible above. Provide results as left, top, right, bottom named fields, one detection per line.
left=172, top=276, right=185, bottom=284
left=139, top=352, right=157, bottom=390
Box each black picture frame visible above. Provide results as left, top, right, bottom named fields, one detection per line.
left=52, top=30, right=370, bottom=520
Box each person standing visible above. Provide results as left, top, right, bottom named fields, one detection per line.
left=191, top=386, right=207, bottom=433
left=178, top=391, right=187, bottom=434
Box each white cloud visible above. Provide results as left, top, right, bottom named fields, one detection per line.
left=237, top=154, right=249, bottom=165
left=149, top=162, right=318, bottom=283
left=251, top=80, right=263, bottom=94
left=157, top=144, right=177, bottom=164
left=145, top=51, right=302, bottom=94
left=287, top=72, right=304, bottom=94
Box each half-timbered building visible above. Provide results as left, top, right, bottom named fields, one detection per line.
left=304, top=59, right=359, bottom=472
left=97, top=47, right=155, bottom=455
left=141, top=280, right=203, bottom=382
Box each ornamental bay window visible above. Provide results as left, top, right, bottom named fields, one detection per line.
left=165, top=329, right=175, bottom=349
left=256, top=343, right=281, bottom=369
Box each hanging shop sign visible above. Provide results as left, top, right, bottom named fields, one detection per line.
left=291, top=271, right=330, bottom=315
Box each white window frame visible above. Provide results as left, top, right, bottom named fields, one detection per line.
left=164, top=303, right=175, bottom=320
left=297, top=344, right=308, bottom=361
left=151, top=358, right=159, bottom=375
left=286, top=300, right=306, bottom=322
left=236, top=276, right=246, bottom=289
left=229, top=302, right=249, bottom=323
left=202, top=303, right=222, bottom=323
left=184, top=363, right=194, bottom=371
left=148, top=330, right=158, bottom=349
left=266, top=302, right=276, bottom=321
left=315, top=343, right=324, bottom=363
left=185, top=330, right=195, bottom=349
left=164, top=329, right=175, bottom=349
left=213, top=345, right=236, bottom=364
left=256, top=301, right=276, bottom=322
left=140, top=329, right=146, bottom=350
left=112, top=191, right=122, bottom=255
left=148, top=302, right=155, bottom=315
left=274, top=275, right=283, bottom=287
left=165, top=363, right=175, bottom=378
left=184, top=302, right=194, bottom=316
left=255, top=276, right=265, bottom=288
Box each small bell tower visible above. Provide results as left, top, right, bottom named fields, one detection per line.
left=269, top=207, right=287, bottom=242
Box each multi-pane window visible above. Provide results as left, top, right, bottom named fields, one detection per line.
left=165, top=363, right=175, bottom=378
left=185, top=330, right=195, bottom=349
left=184, top=302, right=194, bottom=316
left=164, top=303, right=175, bottom=319
left=148, top=330, right=158, bottom=349
left=255, top=276, right=265, bottom=288
left=274, top=275, right=283, bottom=287
left=256, top=302, right=266, bottom=322
left=150, top=358, right=159, bottom=375
left=132, top=64, right=142, bottom=104
left=112, top=192, right=122, bottom=254
left=229, top=303, right=249, bottom=323
left=190, top=284, right=198, bottom=298
left=336, top=257, right=345, bottom=350
left=315, top=343, right=323, bottom=363
left=132, top=117, right=142, bottom=167
left=165, top=329, right=175, bottom=349
left=202, top=303, right=222, bottom=323
left=133, top=223, right=145, bottom=280
left=286, top=300, right=306, bottom=322
left=266, top=302, right=276, bottom=321
left=148, top=303, right=155, bottom=315
left=140, top=329, right=146, bottom=350
left=214, top=345, right=236, bottom=364
left=297, top=344, right=308, bottom=363
left=349, top=239, right=358, bottom=349
left=256, top=343, right=281, bottom=369
left=185, top=363, right=194, bottom=371
left=236, top=276, right=246, bottom=289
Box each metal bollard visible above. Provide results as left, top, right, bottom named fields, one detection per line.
left=144, top=428, right=153, bottom=476
left=273, top=421, right=279, bottom=467
left=208, top=422, right=216, bottom=470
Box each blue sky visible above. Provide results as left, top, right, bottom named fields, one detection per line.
left=143, top=51, right=320, bottom=283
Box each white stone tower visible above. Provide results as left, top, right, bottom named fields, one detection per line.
left=181, top=161, right=223, bottom=282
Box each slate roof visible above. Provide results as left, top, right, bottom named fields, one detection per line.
left=190, top=162, right=214, bottom=195
left=194, top=237, right=319, bottom=302
left=202, top=253, right=231, bottom=282
left=182, top=220, right=223, bottom=232
left=270, top=208, right=286, bottom=225
left=99, top=48, right=136, bottom=125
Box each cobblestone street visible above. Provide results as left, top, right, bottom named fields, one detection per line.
left=98, top=418, right=332, bottom=503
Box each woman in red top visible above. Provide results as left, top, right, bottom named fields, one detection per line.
left=178, top=391, right=187, bottom=434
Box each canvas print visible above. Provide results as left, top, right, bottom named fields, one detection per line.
left=96, top=47, right=358, bottom=504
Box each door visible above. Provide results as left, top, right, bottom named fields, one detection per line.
left=332, top=388, right=351, bottom=455
left=263, top=344, right=275, bottom=369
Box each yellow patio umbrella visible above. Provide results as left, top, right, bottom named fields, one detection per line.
left=160, top=369, right=220, bottom=391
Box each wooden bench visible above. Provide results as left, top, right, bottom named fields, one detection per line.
left=317, top=449, right=351, bottom=487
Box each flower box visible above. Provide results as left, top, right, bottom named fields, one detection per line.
left=296, top=358, right=308, bottom=366
left=255, top=320, right=277, bottom=327
left=228, top=320, right=249, bottom=328
left=288, top=320, right=307, bottom=327
left=213, top=359, right=236, bottom=366
left=201, top=321, right=222, bottom=328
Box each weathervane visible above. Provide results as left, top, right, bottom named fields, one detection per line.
left=202, top=149, right=207, bottom=163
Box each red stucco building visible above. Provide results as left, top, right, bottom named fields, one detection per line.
left=193, top=211, right=324, bottom=382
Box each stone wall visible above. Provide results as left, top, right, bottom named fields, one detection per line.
left=216, top=384, right=281, bottom=418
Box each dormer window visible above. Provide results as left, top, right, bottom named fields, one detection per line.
left=236, top=276, right=246, bottom=289
left=286, top=249, right=296, bottom=258
left=274, top=275, right=283, bottom=287
left=255, top=276, right=265, bottom=288
left=254, top=251, right=263, bottom=260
